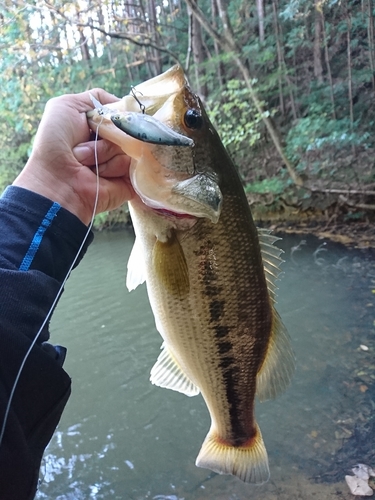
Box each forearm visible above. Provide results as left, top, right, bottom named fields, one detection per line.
left=0, top=185, right=93, bottom=499
left=0, top=185, right=93, bottom=342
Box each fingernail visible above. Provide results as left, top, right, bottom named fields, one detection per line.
left=73, top=145, right=91, bottom=162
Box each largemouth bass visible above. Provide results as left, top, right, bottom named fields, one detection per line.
left=87, top=66, right=295, bottom=484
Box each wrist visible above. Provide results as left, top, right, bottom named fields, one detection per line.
left=13, top=162, right=92, bottom=226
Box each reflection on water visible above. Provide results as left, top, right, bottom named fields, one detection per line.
left=36, top=230, right=375, bottom=500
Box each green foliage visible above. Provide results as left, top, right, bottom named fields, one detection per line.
left=245, top=177, right=285, bottom=195
left=286, top=102, right=372, bottom=177
left=93, top=205, right=130, bottom=230
left=208, top=80, right=264, bottom=151
left=345, top=211, right=366, bottom=221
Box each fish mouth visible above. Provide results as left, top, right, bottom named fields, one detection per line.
left=152, top=208, right=197, bottom=219
left=130, top=161, right=223, bottom=224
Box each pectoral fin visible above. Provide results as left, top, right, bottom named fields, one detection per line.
left=256, top=309, right=295, bottom=402
left=126, top=238, right=146, bottom=291
left=152, top=231, right=189, bottom=298
left=150, top=343, right=200, bottom=397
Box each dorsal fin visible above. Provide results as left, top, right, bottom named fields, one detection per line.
left=256, top=229, right=295, bottom=401
left=257, top=228, right=284, bottom=303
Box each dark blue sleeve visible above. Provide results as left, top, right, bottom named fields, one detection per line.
left=0, top=185, right=94, bottom=500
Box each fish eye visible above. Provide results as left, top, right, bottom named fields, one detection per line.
left=184, top=109, right=203, bottom=130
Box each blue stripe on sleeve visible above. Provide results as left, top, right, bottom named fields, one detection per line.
left=19, top=202, right=61, bottom=271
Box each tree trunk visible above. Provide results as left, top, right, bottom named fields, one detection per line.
left=272, top=0, right=298, bottom=119
left=184, top=0, right=303, bottom=186
left=186, top=12, right=193, bottom=72
left=211, top=0, right=225, bottom=88
left=347, top=15, right=354, bottom=132
left=147, top=0, right=162, bottom=75
left=78, top=27, right=91, bottom=61
left=256, top=0, right=265, bottom=43
left=313, top=0, right=324, bottom=83
left=189, top=0, right=208, bottom=99
left=272, top=0, right=285, bottom=115
left=368, top=0, right=375, bottom=89
left=320, top=7, right=336, bottom=118
left=89, top=17, right=98, bottom=59
left=74, top=5, right=91, bottom=62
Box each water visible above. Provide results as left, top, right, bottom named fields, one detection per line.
left=35, top=230, right=375, bottom=500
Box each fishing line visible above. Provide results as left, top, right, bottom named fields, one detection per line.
left=0, top=114, right=104, bottom=449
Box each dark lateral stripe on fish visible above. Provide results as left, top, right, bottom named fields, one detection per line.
left=209, top=300, right=225, bottom=323
left=198, top=240, right=256, bottom=443
left=219, top=361, right=254, bottom=445
left=213, top=324, right=229, bottom=338
left=216, top=340, right=232, bottom=355
left=216, top=430, right=258, bottom=449
left=213, top=319, right=255, bottom=442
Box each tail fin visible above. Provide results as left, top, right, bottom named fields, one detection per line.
left=195, top=423, right=269, bottom=484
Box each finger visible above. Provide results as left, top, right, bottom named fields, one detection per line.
left=73, top=139, right=127, bottom=166
left=98, top=176, right=135, bottom=211
left=51, top=89, right=121, bottom=115
left=87, top=88, right=121, bottom=106
left=96, top=153, right=131, bottom=178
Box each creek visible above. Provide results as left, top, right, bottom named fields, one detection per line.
left=36, top=230, right=375, bottom=500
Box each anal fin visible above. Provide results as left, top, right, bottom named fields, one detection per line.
left=150, top=343, right=200, bottom=397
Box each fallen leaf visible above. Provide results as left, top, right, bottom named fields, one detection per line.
left=345, top=475, right=374, bottom=496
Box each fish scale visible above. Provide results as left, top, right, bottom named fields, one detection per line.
left=87, top=65, right=295, bottom=484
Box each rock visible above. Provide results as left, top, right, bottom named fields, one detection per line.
left=345, top=475, right=373, bottom=496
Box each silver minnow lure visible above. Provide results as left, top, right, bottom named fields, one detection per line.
left=89, top=93, right=193, bottom=147
left=110, top=112, right=194, bottom=147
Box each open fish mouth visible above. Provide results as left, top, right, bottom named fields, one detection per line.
left=130, top=160, right=223, bottom=224
left=152, top=208, right=197, bottom=219
left=87, top=70, right=223, bottom=224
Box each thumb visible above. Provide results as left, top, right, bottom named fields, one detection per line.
left=73, top=139, right=120, bottom=166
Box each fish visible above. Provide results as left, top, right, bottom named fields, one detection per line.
left=87, top=66, right=295, bottom=484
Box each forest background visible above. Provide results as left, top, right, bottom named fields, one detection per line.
left=1, top=0, right=375, bottom=234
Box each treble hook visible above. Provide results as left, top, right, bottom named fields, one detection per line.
left=130, top=86, right=146, bottom=114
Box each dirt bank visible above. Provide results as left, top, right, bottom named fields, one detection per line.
left=253, top=206, right=375, bottom=248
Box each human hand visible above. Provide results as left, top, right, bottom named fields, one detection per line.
left=13, top=89, right=134, bottom=225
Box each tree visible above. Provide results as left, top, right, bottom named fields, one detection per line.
left=183, top=0, right=303, bottom=186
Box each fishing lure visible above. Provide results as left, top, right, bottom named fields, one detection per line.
left=89, top=93, right=194, bottom=147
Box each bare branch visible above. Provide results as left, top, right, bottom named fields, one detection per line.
left=79, top=23, right=180, bottom=63
left=43, top=1, right=181, bottom=63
